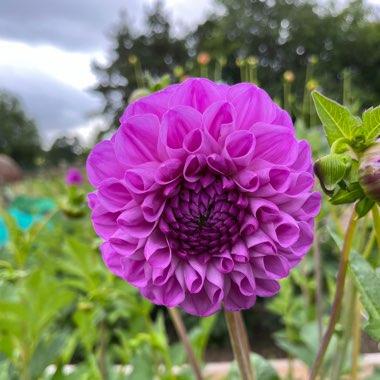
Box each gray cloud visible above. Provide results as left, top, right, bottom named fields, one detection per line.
left=0, top=0, right=144, bottom=51
left=0, top=70, right=101, bottom=136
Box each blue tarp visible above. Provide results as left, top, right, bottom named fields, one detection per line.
left=0, top=197, right=56, bottom=247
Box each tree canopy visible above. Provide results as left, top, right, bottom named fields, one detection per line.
left=0, top=91, right=42, bottom=168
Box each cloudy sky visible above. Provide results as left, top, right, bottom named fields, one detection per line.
left=0, top=0, right=215, bottom=147
left=0, top=0, right=379, bottom=148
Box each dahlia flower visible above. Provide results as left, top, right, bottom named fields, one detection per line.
left=66, top=168, right=84, bottom=186
left=87, top=79, right=321, bottom=316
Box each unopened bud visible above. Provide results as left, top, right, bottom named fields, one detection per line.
left=359, top=141, right=380, bottom=203
left=283, top=70, right=295, bottom=83
left=197, top=52, right=210, bottom=65
left=315, top=153, right=352, bottom=194
left=128, top=88, right=150, bottom=104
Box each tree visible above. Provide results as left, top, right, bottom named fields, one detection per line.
left=0, top=91, right=41, bottom=168
left=47, top=136, right=84, bottom=166
left=192, top=0, right=380, bottom=106
left=92, top=1, right=188, bottom=132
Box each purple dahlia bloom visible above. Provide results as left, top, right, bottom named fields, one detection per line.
left=87, top=79, right=321, bottom=316
left=66, top=168, right=84, bottom=186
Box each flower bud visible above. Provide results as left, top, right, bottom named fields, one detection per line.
left=358, top=141, right=380, bottom=202
left=246, top=56, right=258, bottom=66
left=128, top=88, right=150, bottom=104
left=197, top=52, right=210, bottom=65
left=314, top=153, right=352, bottom=194
left=283, top=70, right=295, bottom=83
left=306, top=79, right=319, bottom=92
left=128, top=55, right=138, bottom=65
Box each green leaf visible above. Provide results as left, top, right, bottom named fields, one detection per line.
left=228, top=353, right=280, bottom=380
left=362, top=106, right=380, bottom=143
left=330, top=182, right=364, bottom=205
left=355, top=197, right=375, bottom=218
left=312, top=91, right=361, bottom=146
left=349, top=252, right=380, bottom=341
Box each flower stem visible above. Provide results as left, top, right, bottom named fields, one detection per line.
left=372, top=204, right=380, bottom=254
left=168, top=307, right=203, bottom=380
left=309, top=207, right=358, bottom=380
left=351, top=294, right=361, bottom=380
left=225, top=310, right=255, bottom=380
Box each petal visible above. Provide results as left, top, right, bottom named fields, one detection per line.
left=183, top=154, right=207, bottom=182
left=251, top=255, right=290, bottom=279
left=233, top=170, right=259, bottom=193
left=86, top=140, right=126, bottom=187
left=170, top=78, right=221, bottom=113
left=203, top=101, right=236, bottom=145
left=245, top=229, right=277, bottom=256
left=207, top=153, right=234, bottom=175
left=290, top=221, right=314, bottom=257
left=161, top=105, right=202, bottom=157
left=255, top=278, right=280, bottom=297
left=251, top=123, right=298, bottom=164
left=183, top=128, right=213, bottom=155
left=227, top=83, right=277, bottom=129
left=91, top=203, right=119, bottom=239
left=223, top=130, right=256, bottom=168
left=120, top=84, right=178, bottom=122
left=224, top=277, right=256, bottom=311
left=98, top=178, right=132, bottom=212
left=100, top=242, right=123, bottom=277
left=117, top=200, right=156, bottom=238
left=114, top=114, right=161, bottom=167
left=249, top=198, right=280, bottom=223
left=144, top=230, right=172, bottom=268
left=205, top=266, right=224, bottom=304
left=180, top=288, right=221, bottom=316
left=124, top=162, right=160, bottom=195
left=231, top=239, right=250, bottom=263
left=141, top=192, right=166, bottom=222
left=214, top=250, right=234, bottom=273
left=286, top=172, right=314, bottom=196
left=121, top=256, right=150, bottom=287
left=184, top=257, right=207, bottom=294
left=109, top=230, right=143, bottom=258
left=155, top=158, right=183, bottom=185
left=262, top=213, right=300, bottom=248
left=290, top=140, right=313, bottom=172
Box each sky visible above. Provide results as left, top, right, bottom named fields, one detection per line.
left=0, top=0, right=215, bottom=147
left=0, top=0, right=379, bottom=148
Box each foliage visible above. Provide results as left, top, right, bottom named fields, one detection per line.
left=0, top=91, right=42, bottom=168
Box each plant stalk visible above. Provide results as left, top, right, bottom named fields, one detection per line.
left=372, top=204, right=380, bottom=253
left=351, top=294, right=361, bottom=380
left=309, top=207, right=358, bottom=380
left=313, top=229, right=323, bottom=344
left=168, top=307, right=203, bottom=380
left=225, top=310, right=255, bottom=380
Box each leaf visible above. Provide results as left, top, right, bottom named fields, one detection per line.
left=362, top=106, right=380, bottom=143
left=228, top=353, right=280, bottom=380
left=330, top=182, right=364, bottom=205
left=28, top=332, right=69, bottom=379
left=312, top=91, right=361, bottom=146
left=349, top=252, right=380, bottom=341
left=355, top=197, right=375, bottom=218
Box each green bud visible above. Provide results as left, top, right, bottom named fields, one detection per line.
left=314, top=153, right=352, bottom=195
left=128, top=88, right=150, bottom=104
left=358, top=141, right=380, bottom=203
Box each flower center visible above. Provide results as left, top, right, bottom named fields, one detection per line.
left=159, top=175, right=248, bottom=259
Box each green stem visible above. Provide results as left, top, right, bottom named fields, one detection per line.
left=225, top=310, right=255, bottom=380
left=372, top=204, right=380, bottom=253
left=168, top=307, right=203, bottom=380
left=351, top=295, right=361, bottom=380
left=313, top=229, right=323, bottom=344
left=309, top=207, right=358, bottom=380
left=329, top=278, right=355, bottom=380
